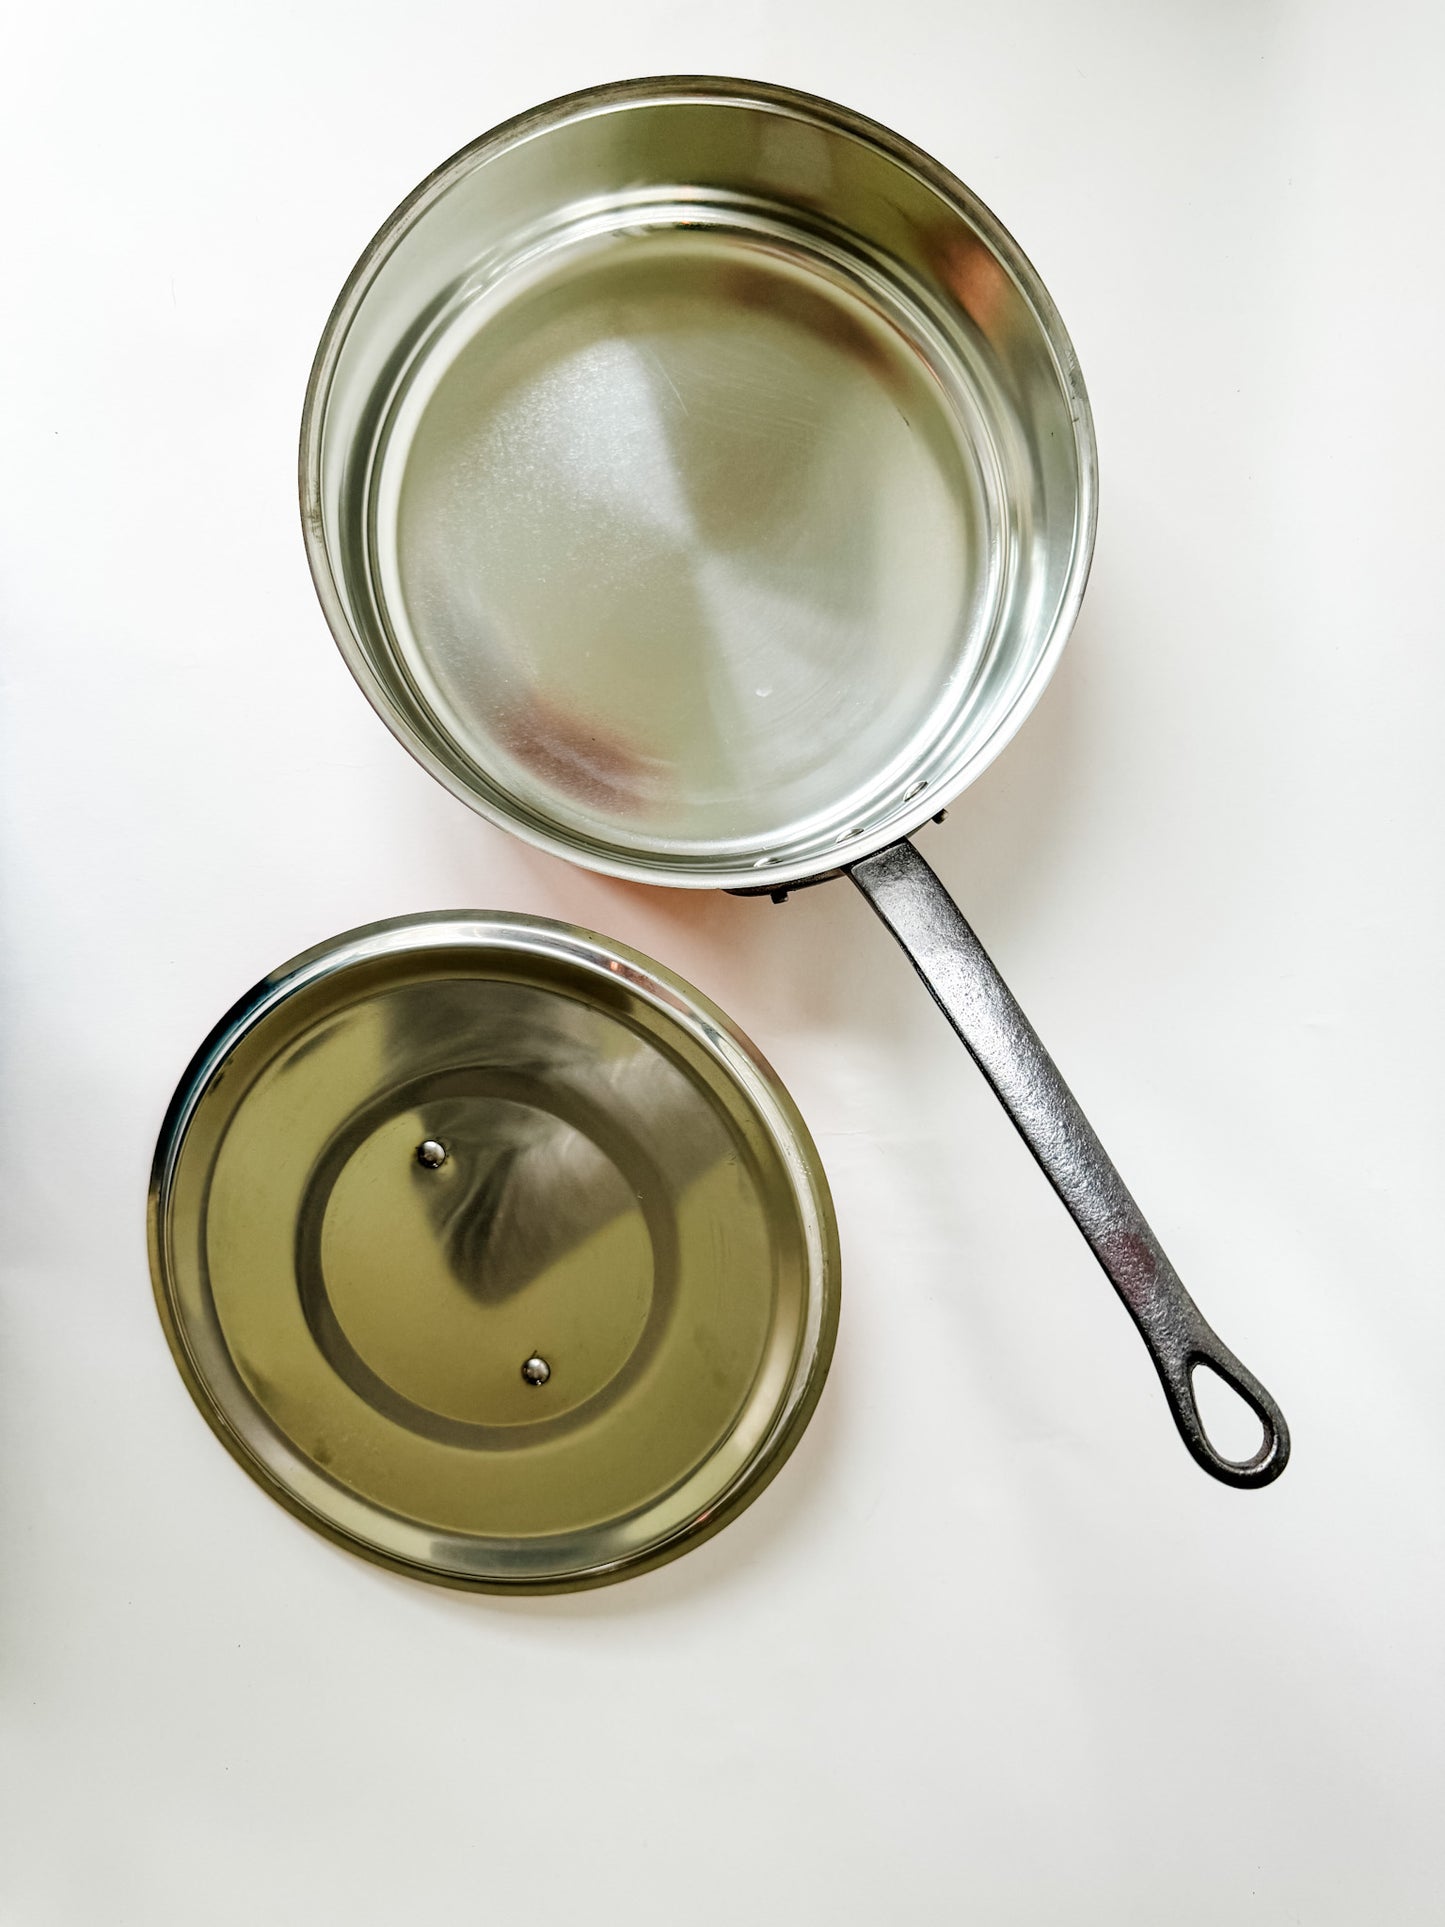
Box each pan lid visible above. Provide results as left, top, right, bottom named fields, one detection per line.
left=149, top=912, right=838, bottom=1591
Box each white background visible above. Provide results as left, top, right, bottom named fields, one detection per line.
left=2, top=3, right=1441, bottom=1921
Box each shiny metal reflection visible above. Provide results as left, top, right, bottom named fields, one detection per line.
left=301, top=76, right=1094, bottom=889
left=148, top=913, right=839, bottom=1590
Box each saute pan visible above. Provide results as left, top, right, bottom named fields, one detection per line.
left=300, top=76, right=1288, bottom=1487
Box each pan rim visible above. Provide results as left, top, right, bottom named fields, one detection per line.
left=299, top=74, right=1099, bottom=890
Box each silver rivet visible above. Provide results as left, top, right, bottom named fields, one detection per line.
left=521, top=1354, right=551, bottom=1387
left=416, top=1139, right=448, bottom=1169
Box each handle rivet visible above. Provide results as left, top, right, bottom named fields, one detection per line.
left=521, top=1354, right=551, bottom=1387
left=416, top=1138, right=448, bottom=1169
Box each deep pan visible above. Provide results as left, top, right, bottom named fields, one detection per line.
left=301, top=77, right=1288, bottom=1487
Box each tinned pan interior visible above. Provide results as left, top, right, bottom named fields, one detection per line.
left=302, top=77, right=1097, bottom=887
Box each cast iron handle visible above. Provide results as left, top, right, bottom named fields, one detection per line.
left=848, top=838, right=1289, bottom=1488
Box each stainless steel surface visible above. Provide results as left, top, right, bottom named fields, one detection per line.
left=302, top=76, right=1094, bottom=890
left=300, top=78, right=1288, bottom=1489
left=849, top=841, right=1289, bottom=1486
left=148, top=912, right=839, bottom=1590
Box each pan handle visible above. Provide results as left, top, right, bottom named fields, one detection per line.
left=847, top=838, right=1288, bottom=1488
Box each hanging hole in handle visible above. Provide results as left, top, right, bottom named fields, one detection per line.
left=1189, top=1360, right=1269, bottom=1466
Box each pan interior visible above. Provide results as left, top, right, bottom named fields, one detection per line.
left=367, top=217, right=1008, bottom=872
